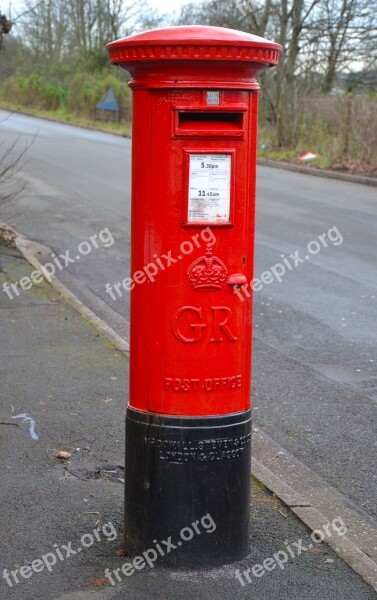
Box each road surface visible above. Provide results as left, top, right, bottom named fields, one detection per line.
left=1, top=109, right=376, bottom=526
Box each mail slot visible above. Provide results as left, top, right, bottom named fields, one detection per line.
left=176, top=110, right=245, bottom=136
left=107, top=25, right=281, bottom=568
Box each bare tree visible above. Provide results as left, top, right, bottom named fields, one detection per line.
left=18, top=0, right=68, bottom=62
left=18, top=0, right=161, bottom=63
left=0, top=9, right=12, bottom=50
left=305, top=0, right=377, bottom=93
left=175, top=0, right=377, bottom=147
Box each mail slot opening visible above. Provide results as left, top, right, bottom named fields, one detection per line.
left=177, top=111, right=244, bottom=134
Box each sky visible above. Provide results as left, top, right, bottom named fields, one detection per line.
left=5, top=0, right=203, bottom=20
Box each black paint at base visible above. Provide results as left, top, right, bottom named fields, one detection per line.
left=125, top=406, right=252, bottom=568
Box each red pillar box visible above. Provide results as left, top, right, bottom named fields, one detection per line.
left=107, top=26, right=281, bottom=567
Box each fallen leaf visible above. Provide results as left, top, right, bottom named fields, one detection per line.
left=116, top=549, right=126, bottom=557
left=93, top=578, right=110, bottom=587
left=56, top=450, right=71, bottom=460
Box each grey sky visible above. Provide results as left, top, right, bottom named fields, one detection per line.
left=5, top=0, right=202, bottom=20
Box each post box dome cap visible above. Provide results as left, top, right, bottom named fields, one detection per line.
left=107, top=25, right=282, bottom=66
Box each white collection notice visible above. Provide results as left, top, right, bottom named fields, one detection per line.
left=188, top=154, right=231, bottom=224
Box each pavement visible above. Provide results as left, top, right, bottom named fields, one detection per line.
left=1, top=240, right=376, bottom=600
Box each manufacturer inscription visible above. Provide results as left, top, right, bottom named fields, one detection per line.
left=144, top=433, right=251, bottom=463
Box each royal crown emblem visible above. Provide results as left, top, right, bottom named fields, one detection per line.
left=186, top=247, right=228, bottom=290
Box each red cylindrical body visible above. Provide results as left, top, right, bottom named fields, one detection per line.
left=131, top=88, right=256, bottom=416
left=107, top=25, right=281, bottom=567
left=108, top=26, right=281, bottom=418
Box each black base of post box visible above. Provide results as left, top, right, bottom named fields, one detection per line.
left=124, top=406, right=252, bottom=568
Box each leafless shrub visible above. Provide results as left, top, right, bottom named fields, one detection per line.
left=0, top=143, right=26, bottom=206
left=295, top=94, right=377, bottom=173
left=0, top=116, right=30, bottom=208
left=350, top=99, right=377, bottom=164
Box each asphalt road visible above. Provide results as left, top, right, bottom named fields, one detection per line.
left=0, top=243, right=374, bottom=600
left=1, top=110, right=376, bottom=526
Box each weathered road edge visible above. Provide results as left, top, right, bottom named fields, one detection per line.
left=257, top=158, right=377, bottom=187
left=0, top=223, right=129, bottom=355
